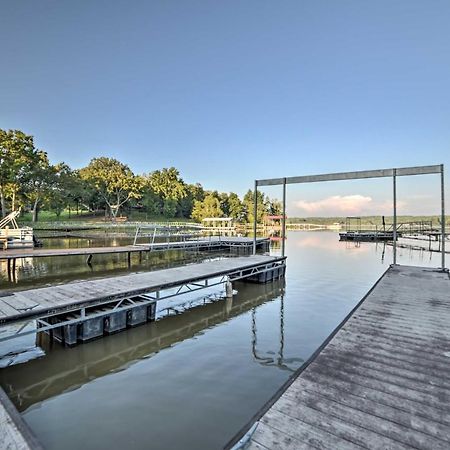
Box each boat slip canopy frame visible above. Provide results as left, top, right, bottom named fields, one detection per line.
left=253, top=164, right=446, bottom=270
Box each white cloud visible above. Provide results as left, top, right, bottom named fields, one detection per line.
left=294, top=195, right=373, bottom=215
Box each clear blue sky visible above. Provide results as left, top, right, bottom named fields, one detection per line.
left=1, top=0, right=449, bottom=216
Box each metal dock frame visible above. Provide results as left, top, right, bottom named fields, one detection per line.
left=0, top=256, right=286, bottom=344
left=253, top=164, right=446, bottom=270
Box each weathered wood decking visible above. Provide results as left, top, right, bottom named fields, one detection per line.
left=235, top=265, right=450, bottom=450
left=0, top=386, right=42, bottom=450
left=0, top=237, right=268, bottom=260
left=0, top=255, right=282, bottom=324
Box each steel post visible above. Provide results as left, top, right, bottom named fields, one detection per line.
left=282, top=178, right=286, bottom=257
left=441, top=164, right=446, bottom=270
left=393, top=169, right=397, bottom=265
left=253, top=180, right=258, bottom=255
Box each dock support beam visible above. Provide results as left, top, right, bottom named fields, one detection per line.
left=253, top=180, right=258, bottom=255
left=282, top=178, right=286, bottom=257
left=441, top=164, right=446, bottom=270
left=226, top=279, right=233, bottom=298
left=393, top=168, right=397, bottom=265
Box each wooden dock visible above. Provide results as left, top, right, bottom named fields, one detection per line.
left=0, top=255, right=284, bottom=326
left=2, top=281, right=284, bottom=410
left=0, top=236, right=269, bottom=261
left=0, top=386, right=42, bottom=450
left=229, top=265, right=450, bottom=450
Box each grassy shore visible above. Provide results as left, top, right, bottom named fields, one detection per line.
left=15, top=209, right=449, bottom=230
left=18, top=210, right=196, bottom=225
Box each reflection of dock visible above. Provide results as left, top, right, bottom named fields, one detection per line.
left=229, top=265, right=450, bottom=450
left=1, top=281, right=285, bottom=411
left=388, top=237, right=450, bottom=254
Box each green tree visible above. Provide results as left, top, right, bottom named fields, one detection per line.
left=267, top=198, right=282, bottom=216
left=79, top=157, right=142, bottom=219
left=191, top=193, right=224, bottom=222
left=0, top=129, right=40, bottom=216
left=227, top=192, right=245, bottom=221
left=178, top=183, right=205, bottom=218
left=188, top=183, right=205, bottom=202
left=144, top=167, right=190, bottom=218
left=162, top=198, right=178, bottom=218
left=141, top=184, right=163, bottom=216
left=243, top=189, right=267, bottom=224
left=23, top=151, right=56, bottom=222
left=47, top=163, right=79, bottom=217
left=147, top=167, right=187, bottom=202
left=218, top=192, right=230, bottom=216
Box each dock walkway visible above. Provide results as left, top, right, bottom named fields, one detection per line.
left=0, top=386, right=42, bottom=450
left=0, top=236, right=269, bottom=261
left=234, top=265, right=450, bottom=450
left=0, top=255, right=284, bottom=325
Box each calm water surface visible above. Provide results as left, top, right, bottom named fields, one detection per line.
left=0, top=232, right=440, bottom=450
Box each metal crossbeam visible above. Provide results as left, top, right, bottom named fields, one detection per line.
left=253, top=164, right=445, bottom=270
left=0, top=258, right=286, bottom=343
left=256, top=165, right=442, bottom=187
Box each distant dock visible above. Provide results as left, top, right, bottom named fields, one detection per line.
left=229, top=265, right=450, bottom=450
left=0, top=236, right=270, bottom=281
left=0, top=236, right=269, bottom=261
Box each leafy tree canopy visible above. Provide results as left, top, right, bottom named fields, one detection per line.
left=79, top=157, right=142, bottom=218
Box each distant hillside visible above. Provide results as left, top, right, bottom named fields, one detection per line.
left=287, top=215, right=449, bottom=226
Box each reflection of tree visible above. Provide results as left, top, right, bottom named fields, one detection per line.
left=251, top=294, right=303, bottom=373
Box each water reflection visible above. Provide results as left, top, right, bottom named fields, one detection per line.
left=251, top=295, right=303, bottom=373
left=1, top=280, right=285, bottom=412
left=0, top=231, right=443, bottom=450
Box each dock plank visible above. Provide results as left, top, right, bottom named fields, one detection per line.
left=295, top=379, right=450, bottom=443
left=0, top=255, right=282, bottom=323
left=239, top=265, right=450, bottom=450
left=0, top=237, right=269, bottom=260
left=0, top=387, right=42, bottom=450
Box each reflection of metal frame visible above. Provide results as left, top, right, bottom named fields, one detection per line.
left=251, top=293, right=303, bottom=373
left=3, top=282, right=286, bottom=411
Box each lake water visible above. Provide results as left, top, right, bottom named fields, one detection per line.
left=0, top=232, right=441, bottom=449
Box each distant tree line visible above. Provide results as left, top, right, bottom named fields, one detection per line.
left=0, top=129, right=281, bottom=222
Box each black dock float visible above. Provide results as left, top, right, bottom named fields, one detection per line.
left=0, top=255, right=286, bottom=346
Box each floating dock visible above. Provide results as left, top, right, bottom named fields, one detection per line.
left=0, top=236, right=270, bottom=281
left=229, top=265, right=450, bottom=450
left=2, top=280, right=285, bottom=410
left=0, top=255, right=285, bottom=346
left=339, top=231, right=394, bottom=241
left=0, top=237, right=268, bottom=261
